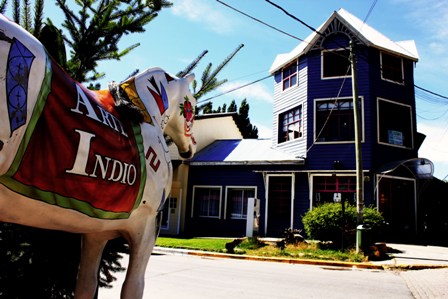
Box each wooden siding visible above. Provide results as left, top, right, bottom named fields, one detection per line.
left=272, top=58, right=308, bottom=158
left=293, top=173, right=310, bottom=231
left=367, top=47, right=418, bottom=171
left=186, top=165, right=266, bottom=236
left=305, top=45, right=375, bottom=172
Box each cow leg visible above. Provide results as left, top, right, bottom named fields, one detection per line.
left=74, top=233, right=108, bottom=299
left=120, top=213, right=158, bottom=299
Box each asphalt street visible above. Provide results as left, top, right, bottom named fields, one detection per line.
left=98, top=245, right=448, bottom=299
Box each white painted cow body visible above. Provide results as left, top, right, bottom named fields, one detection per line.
left=0, top=14, right=196, bottom=298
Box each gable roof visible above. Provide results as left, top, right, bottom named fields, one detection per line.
left=270, top=8, right=419, bottom=74
left=188, top=139, right=305, bottom=166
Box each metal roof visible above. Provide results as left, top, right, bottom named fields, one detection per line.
left=270, top=8, right=419, bottom=74
left=188, top=139, right=305, bottom=166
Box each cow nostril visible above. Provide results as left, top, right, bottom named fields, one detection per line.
left=179, top=150, right=192, bottom=159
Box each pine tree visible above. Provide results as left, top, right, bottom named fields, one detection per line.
left=202, top=99, right=259, bottom=139
left=238, top=99, right=258, bottom=138
left=56, top=0, right=172, bottom=82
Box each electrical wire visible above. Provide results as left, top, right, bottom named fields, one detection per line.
left=215, top=0, right=306, bottom=42
left=198, top=74, right=272, bottom=104
left=264, top=0, right=324, bottom=36
left=210, top=0, right=448, bottom=122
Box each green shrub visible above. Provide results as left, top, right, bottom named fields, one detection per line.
left=302, top=203, right=384, bottom=248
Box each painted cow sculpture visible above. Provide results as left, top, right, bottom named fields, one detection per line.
left=0, top=14, right=196, bottom=298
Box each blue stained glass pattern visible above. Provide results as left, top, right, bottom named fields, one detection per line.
left=6, top=38, right=35, bottom=135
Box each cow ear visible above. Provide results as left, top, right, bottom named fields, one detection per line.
left=185, top=73, right=195, bottom=84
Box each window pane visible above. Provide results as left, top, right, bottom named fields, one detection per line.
left=282, top=61, right=298, bottom=90
left=290, top=74, right=297, bottom=86
left=323, top=49, right=351, bottom=78
left=196, top=187, right=220, bottom=218
left=378, top=99, right=412, bottom=147
left=313, top=176, right=356, bottom=206
left=381, top=53, right=403, bottom=83
left=229, top=188, right=255, bottom=219
left=278, top=105, right=302, bottom=143
left=316, top=99, right=357, bottom=142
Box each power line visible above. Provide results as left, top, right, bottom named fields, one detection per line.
left=362, top=0, right=378, bottom=24
left=198, top=74, right=272, bottom=104
left=415, top=85, right=448, bottom=101
left=211, top=0, right=448, bottom=110
left=264, top=0, right=323, bottom=36
left=215, top=0, right=305, bottom=42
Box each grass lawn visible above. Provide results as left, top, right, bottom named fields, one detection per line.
left=156, top=237, right=367, bottom=263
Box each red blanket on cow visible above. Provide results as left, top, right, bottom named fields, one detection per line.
left=3, top=61, right=146, bottom=219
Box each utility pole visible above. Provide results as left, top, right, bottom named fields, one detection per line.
left=350, top=40, right=364, bottom=253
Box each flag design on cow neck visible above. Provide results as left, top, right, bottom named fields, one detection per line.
left=147, top=76, right=169, bottom=115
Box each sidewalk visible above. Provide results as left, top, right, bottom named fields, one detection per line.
left=374, top=243, right=448, bottom=269
left=153, top=242, right=448, bottom=270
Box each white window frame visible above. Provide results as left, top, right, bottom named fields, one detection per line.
left=377, top=97, right=413, bottom=149
left=191, top=185, right=222, bottom=219
left=380, top=51, right=404, bottom=85
left=321, top=48, right=351, bottom=79
left=314, top=96, right=365, bottom=144
left=282, top=60, right=298, bottom=91
left=278, top=105, right=303, bottom=144
left=224, top=186, right=257, bottom=220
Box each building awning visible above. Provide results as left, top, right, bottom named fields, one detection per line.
left=377, top=158, right=434, bottom=179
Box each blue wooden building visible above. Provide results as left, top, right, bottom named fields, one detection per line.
left=181, top=9, right=433, bottom=240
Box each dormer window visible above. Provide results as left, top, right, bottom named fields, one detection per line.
left=322, top=48, right=351, bottom=78
left=381, top=52, right=404, bottom=84
left=278, top=105, right=303, bottom=144
left=282, top=61, right=298, bottom=90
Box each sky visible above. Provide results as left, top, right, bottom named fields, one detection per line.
left=4, top=0, right=448, bottom=180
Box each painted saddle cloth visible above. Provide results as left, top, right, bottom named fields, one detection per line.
left=1, top=52, right=146, bottom=219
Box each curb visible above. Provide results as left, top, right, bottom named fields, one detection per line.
left=153, top=247, right=448, bottom=271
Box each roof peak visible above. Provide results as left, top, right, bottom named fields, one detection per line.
left=270, top=8, right=418, bottom=73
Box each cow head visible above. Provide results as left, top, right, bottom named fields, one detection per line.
left=119, top=68, right=197, bottom=159
left=163, top=73, right=197, bottom=159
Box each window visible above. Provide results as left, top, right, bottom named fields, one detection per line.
left=193, top=186, right=221, bottom=218
left=378, top=98, right=413, bottom=148
left=161, top=197, right=177, bottom=229
left=278, top=106, right=303, bottom=143
left=381, top=52, right=403, bottom=84
left=315, top=98, right=362, bottom=142
left=313, top=176, right=356, bottom=206
left=322, top=49, right=351, bottom=78
left=282, top=61, right=298, bottom=90
left=227, top=187, right=256, bottom=219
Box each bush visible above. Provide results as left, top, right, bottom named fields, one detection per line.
left=302, top=203, right=384, bottom=248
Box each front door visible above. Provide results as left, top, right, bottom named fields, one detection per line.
left=266, top=175, right=293, bottom=236
left=378, top=176, right=416, bottom=241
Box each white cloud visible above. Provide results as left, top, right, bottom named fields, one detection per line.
left=254, top=122, right=273, bottom=139
left=392, top=0, right=448, bottom=42
left=171, top=0, right=236, bottom=34
left=417, top=122, right=448, bottom=179
left=217, top=81, right=273, bottom=103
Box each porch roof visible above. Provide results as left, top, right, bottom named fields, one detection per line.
left=377, top=158, right=434, bottom=179
left=188, top=139, right=305, bottom=166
